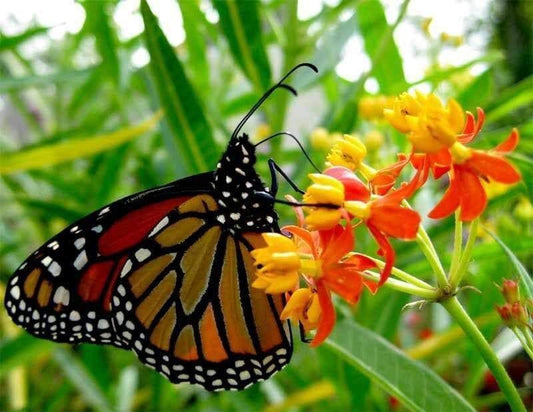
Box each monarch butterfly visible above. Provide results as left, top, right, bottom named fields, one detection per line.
left=4, top=63, right=318, bottom=391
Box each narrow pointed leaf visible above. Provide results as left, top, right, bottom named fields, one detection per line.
left=141, top=0, right=218, bottom=173
left=356, top=0, right=406, bottom=93
left=0, top=111, right=162, bottom=175
left=53, top=348, right=112, bottom=412
left=213, top=0, right=271, bottom=90
left=178, top=0, right=210, bottom=91
left=324, top=320, right=475, bottom=412
left=485, top=228, right=533, bottom=299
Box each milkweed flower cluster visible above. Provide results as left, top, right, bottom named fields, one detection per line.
left=252, top=91, right=521, bottom=346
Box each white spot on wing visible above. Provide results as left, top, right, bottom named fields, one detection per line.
left=149, top=216, right=169, bottom=236
left=49, top=261, right=61, bottom=277
left=41, top=256, right=52, bottom=267
left=73, top=251, right=88, bottom=270
left=135, top=248, right=151, bottom=262
left=53, top=287, right=70, bottom=306
left=74, top=238, right=85, bottom=250
left=9, top=286, right=20, bottom=300
left=121, top=260, right=132, bottom=277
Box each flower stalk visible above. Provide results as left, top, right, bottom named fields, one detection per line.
left=441, top=297, right=526, bottom=412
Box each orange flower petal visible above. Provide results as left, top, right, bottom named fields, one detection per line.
left=283, top=225, right=318, bottom=257
left=467, top=151, right=521, bottom=184
left=457, top=168, right=487, bottom=221
left=310, top=282, right=336, bottom=347
left=428, top=172, right=461, bottom=219
left=367, top=224, right=395, bottom=285
left=494, top=128, right=519, bottom=153
left=320, top=224, right=354, bottom=264
left=370, top=154, right=411, bottom=195
left=323, top=268, right=364, bottom=305
left=369, top=205, right=421, bottom=239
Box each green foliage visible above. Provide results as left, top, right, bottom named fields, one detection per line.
left=0, top=1, right=531, bottom=411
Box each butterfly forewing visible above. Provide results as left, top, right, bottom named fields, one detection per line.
left=4, top=177, right=210, bottom=346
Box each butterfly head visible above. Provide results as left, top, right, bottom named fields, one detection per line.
left=213, top=134, right=277, bottom=232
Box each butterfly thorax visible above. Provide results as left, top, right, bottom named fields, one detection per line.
left=212, top=134, right=277, bottom=233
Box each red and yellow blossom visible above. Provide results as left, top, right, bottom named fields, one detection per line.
left=384, top=91, right=464, bottom=153
left=304, top=166, right=421, bottom=284
left=428, top=109, right=521, bottom=221
left=283, top=223, right=378, bottom=345
left=252, top=223, right=378, bottom=346
left=382, top=91, right=521, bottom=221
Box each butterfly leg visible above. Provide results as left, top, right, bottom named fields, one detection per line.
left=299, top=321, right=311, bottom=343
left=267, top=159, right=305, bottom=196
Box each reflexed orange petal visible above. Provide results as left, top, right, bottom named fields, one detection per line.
left=494, top=128, right=519, bottom=153
left=367, top=225, right=395, bottom=285
left=283, top=225, right=317, bottom=257
left=323, top=268, right=364, bottom=304
left=369, top=205, right=420, bottom=239
left=310, top=282, right=336, bottom=347
left=370, top=154, right=411, bottom=195
left=324, top=166, right=370, bottom=201
left=428, top=172, right=461, bottom=219
left=458, top=168, right=487, bottom=221
left=467, top=151, right=521, bottom=184
left=321, top=224, right=354, bottom=264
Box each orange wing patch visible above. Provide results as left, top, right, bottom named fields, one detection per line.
left=178, top=195, right=217, bottom=214
left=150, top=303, right=177, bottom=351
left=199, top=304, right=227, bottom=362
left=23, top=268, right=41, bottom=299
left=136, top=270, right=177, bottom=329
left=219, top=237, right=256, bottom=355
left=129, top=254, right=176, bottom=298
left=156, top=217, right=204, bottom=247
left=37, top=279, right=53, bottom=307
left=174, top=325, right=198, bottom=361
left=179, top=226, right=221, bottom=314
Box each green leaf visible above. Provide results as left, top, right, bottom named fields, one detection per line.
left=484, top=75, right=533, bottom=124
left=0, top=334, right=54, bottom=377
left=178, top=0, right=210, bottom=91
left=53, top=348, right=112, bottom=412
left=457, top=70, right=494, bottom=112
left=324, top=320, right=475, bottom=412
left=213, top=0, right=271, bottom=90
left=141, top=0, right=218, bottom=173
left=0, top=67, right=95, bottom=92
left=115, top=366, right=138, bottom=412
left=485, top=228, right=533, bottom=300
left=82, top=1, right=120, bottom=85
left=0, top=111, right=162, bottom=174
left=356, top=0, right=406, bottom=93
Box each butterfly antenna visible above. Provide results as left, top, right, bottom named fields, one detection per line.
left=255, top=131, right=321, bottom=173
left=232, top=62, right=318, bottom=140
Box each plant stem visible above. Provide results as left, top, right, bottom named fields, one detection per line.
left=361, top=254, right=434, bottom=290
left=416, top=227, right=449, bottom=288
left=362, top=271, right=438, bottom=299
left=514, top=327, right=533, bottom=360
left=449, top=218, right=479, bottom=289
left=448, top=210, right=463, bottom=280
left=442, top=297, right=526, bottom=412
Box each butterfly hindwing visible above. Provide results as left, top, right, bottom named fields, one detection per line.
left=111, top=195, right=292, bottom=391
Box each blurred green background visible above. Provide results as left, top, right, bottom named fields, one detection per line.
left=1, top=0, right=532, bottom=411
